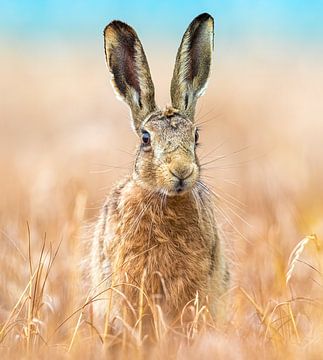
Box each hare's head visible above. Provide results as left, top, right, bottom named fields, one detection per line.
left=104, top=13, right=213, bottom=195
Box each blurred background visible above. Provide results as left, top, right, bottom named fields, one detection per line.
left=1, top=1, right=323, bottom=356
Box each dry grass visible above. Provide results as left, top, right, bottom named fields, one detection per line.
left=1, top=44, right=323, bottom=359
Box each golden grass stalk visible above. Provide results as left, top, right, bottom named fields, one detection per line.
left=0, top=271, right=37, bottom=342
left=137, top=269, right=146, bottom=343
left=239, top=287, right=284, bottom=347
left=103, top=271, right=116, bottom=340
left=286, top=234, right=319, bottom=284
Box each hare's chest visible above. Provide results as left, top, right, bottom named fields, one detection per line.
left=110, top=213, right=211, bottom=302
left=107, top=190, right=215, bottom=301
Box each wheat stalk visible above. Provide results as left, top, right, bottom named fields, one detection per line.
left=286, top=234, right=319, bottom=284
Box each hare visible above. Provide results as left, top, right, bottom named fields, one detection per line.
left=90, top=13, right=229, bottom=332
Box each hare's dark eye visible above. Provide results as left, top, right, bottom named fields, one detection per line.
left=195, top=129, right=199, bottom=144
left=141, top=131, right=151, bottom=145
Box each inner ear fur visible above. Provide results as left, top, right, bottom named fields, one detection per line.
left=170, top=13, right=214, bottom=121
left=104, top=20, right=157, bottom=132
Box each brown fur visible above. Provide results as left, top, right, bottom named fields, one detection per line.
left=91, top=179, right=228, bottom=325
left=163, top=105, right=178, bottom=118
left=90, top=13, right=229, bottom=332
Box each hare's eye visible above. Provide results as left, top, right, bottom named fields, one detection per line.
left=142, top=131, right=151, bottom=145
left=195, top=129, right=199, bottom=144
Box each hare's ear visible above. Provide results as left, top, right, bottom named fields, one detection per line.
left=104, top=21, right=157, bottom=132
left=170, top=13, right=214, bottom=120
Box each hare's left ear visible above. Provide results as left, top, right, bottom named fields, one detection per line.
left=104, top=21, right=157, bottom=132
left=170, top=13, right=214, bottom=120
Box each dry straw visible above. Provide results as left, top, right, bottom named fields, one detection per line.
left=286, top=234, right=320, bottom=284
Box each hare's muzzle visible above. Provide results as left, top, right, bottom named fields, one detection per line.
left=169, top=166, right=193, bottom=181
left=168, top=162, right=196, bottom=194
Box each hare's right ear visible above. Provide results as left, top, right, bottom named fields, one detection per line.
left=104, top=21, right=157, bottom=132
left=170, top=13, right=214, bottom=121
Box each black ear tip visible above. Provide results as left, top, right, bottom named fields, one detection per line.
left=194, top=12, right=214, bottom=24
left=103, top=20, right=134, bottom=36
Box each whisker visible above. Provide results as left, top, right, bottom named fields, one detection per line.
left=195, top=107, right=216, bottom=123
left=90, top=162, right=132, bottom=174
left=201, top=174, right=240, bottom=188
left=192, top=188, right=203, bottom=225
left=202, top=162, right=251, bottom=170
left=195, top=187, right=218, bottom=239
left=196, top=181, right=250, bottom=243
left=200, top=146, right=250, bottom=167
left=120, top=190, right=156, bottom=242
left=222, top=179, right=241, bottom=187
left=199, top=181, right=248, bottom=230
left=199, top=141, right=227, bottom=161
left=131, top=194, right=156, bottom=233
left=201, top=180, right=246, bottom=209
left=195, top=110, right=224, bottom=127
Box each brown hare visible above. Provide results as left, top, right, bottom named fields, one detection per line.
left=90, top=13, right=229, bottom=333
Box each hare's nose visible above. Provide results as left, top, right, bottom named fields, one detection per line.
left=169, top=164, right=193, bottom=180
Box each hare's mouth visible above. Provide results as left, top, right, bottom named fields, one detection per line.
left=154, top=165, right=198, bottom=196
left=174, top=179, right=187, bottom=194
left=169, top=169, right=195, bottom=195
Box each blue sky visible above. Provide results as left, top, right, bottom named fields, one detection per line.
left=1, top=0, right=323, bottom=44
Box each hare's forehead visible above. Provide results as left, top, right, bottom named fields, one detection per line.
left=144, top=116, right=194, bottom=139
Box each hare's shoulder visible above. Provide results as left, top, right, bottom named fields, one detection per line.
left=91, top=177, right=131, bottom=271
left=102, top=176, right=132, bottom=223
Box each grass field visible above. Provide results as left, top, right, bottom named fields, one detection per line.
left=0, top=44, right=322, bottom=358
